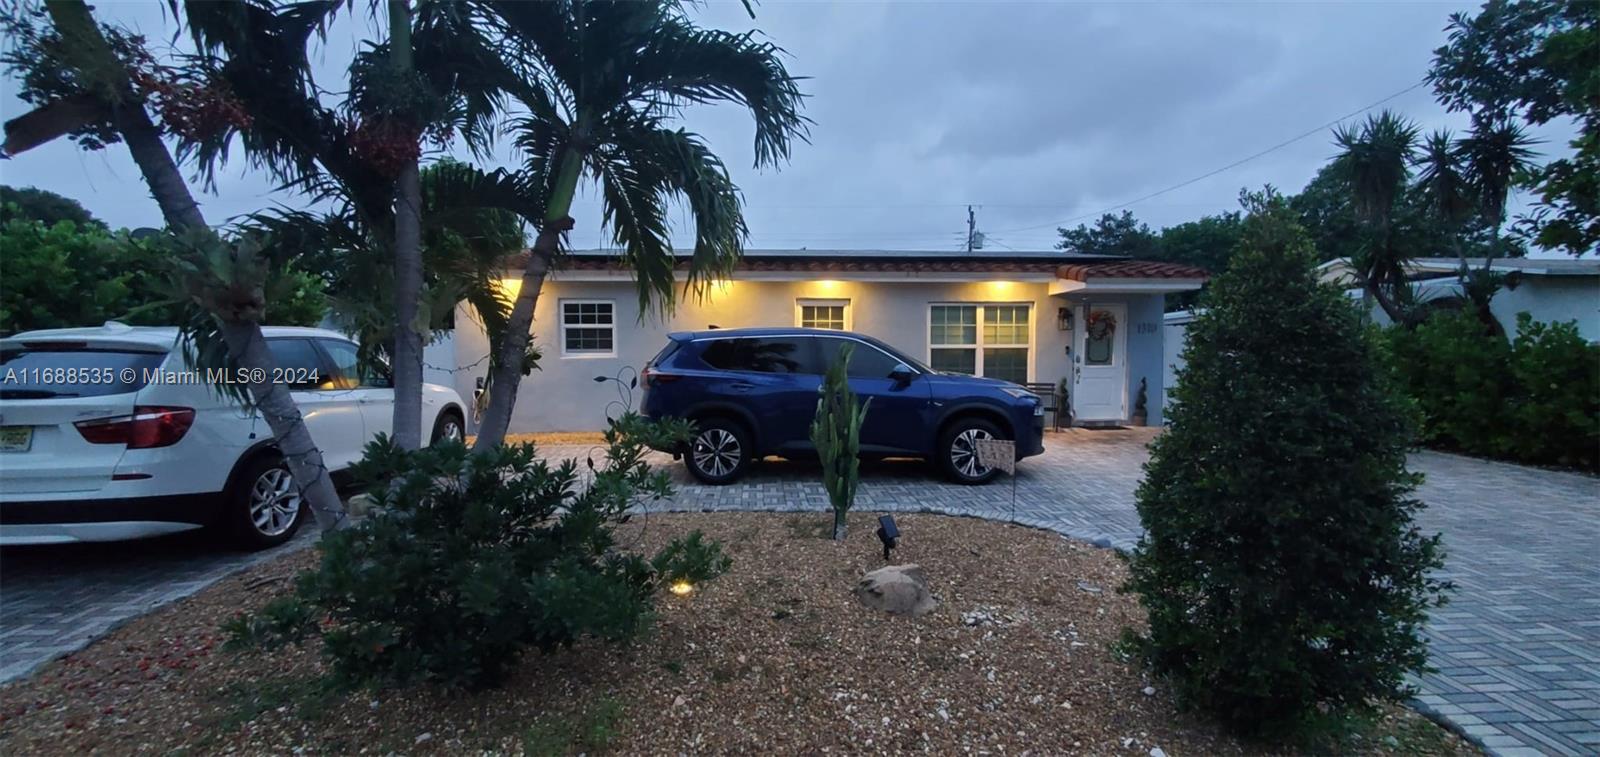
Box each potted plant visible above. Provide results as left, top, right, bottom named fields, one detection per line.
left=1131, top=377, right=1148, bottom=427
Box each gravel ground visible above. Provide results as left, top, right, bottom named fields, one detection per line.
left=0, top=512, right=1473, bottom=756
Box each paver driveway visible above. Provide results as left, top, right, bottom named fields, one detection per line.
left=1, top=429, right=1595, bottom=755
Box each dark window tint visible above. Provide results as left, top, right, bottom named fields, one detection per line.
left=699, top=337, right=815, bottom=374
left=266, top=338, right=330, bottom=390
left=0, top=347, right=166, bottom=398
left=816, top=338, right=902, bottom=379
left=648, top=340, right=682, bottom=368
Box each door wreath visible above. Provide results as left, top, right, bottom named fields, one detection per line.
left=1086, top=309, right=1117, bottom=340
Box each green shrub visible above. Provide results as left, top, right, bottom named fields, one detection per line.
left=1507, top=314, right=1600, bottom=469
left=1380, top=311, right=1599, bottom=470
left=224, top=413, right=730, bottom=689
left=1124, top=192, right=1447, bottom=742
left=1383, top=311, right=1513, bottom=457
left=0, top=211, right=327, bottom=334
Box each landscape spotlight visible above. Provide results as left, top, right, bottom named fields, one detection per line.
left=669, top=580, right=694, bottom=596
left=876, top=515, right=900, bottom=561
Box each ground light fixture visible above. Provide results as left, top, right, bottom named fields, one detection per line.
left=669, top=580, right=694, bottom=596
left=876, top=515, right=900, bottom=561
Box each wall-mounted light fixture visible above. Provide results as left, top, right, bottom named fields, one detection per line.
left=1057, top=307, right=1074, bottom=331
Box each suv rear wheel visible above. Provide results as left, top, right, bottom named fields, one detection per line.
left=225, top=453, right=306, bottom=549
left=938, top=417, right=1004, bottom=485
left=686, top=418, right=752, bottom=484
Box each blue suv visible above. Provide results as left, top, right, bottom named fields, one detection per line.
left=641, top=327, right=1045, bottom=485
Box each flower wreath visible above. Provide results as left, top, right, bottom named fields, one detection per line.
left=1086, top=309, right=1117, bottom=340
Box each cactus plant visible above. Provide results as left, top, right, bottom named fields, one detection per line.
left=810, top=342, right=870, bottom=540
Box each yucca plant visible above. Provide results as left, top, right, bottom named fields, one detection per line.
left=810, top=343, right=869, bottom=541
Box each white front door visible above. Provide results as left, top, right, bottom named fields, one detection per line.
left=1071, top=303, right=1128, bottom=423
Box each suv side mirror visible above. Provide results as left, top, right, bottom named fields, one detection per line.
left=889, top=363, right=914, bottom=384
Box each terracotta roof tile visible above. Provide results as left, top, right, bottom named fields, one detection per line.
left=1056, top=261, right=1210, bottom=281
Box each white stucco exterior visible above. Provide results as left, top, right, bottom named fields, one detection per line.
left=440, top=266, right=1188, bottom=434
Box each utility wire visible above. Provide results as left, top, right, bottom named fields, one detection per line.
left=960, top=79, right=1432, bottom=236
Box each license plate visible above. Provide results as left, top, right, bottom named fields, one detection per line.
left=0, top=426, right=33, bottom=452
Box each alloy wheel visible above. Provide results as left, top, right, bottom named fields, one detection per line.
left=249, top=467, right=302, bottom=537
left=439, top=417, right=464, bottom=442
left=691, top=428, right=742, bottom=478
left=949, top=428, right=995, bottom=479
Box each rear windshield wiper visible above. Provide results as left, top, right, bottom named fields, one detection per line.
left=0, top=389, right=81, bottom=399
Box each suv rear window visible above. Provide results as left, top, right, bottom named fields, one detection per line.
left=0, top=346, right=168, bottom=398
left=699, top=337, right=817, bottom=374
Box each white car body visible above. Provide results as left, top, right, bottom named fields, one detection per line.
left=0, top=323, right=467, bottom=546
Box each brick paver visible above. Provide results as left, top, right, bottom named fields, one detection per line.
left=1, top=429, right=1594, bottom=754
left=0, top=528, right=315, bottom=683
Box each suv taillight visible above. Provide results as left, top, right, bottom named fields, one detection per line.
left=642, top=367, right=679, bottom=386
left=75, top=406, right=196, bottom=448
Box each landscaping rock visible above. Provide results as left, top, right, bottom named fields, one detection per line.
left=854, top=564, right=937, bottom=616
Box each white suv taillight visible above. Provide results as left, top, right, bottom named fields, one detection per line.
left=75, top=406, right=196, bottom=449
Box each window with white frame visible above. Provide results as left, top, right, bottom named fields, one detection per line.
left=928, top=304, right=1030, bottom=383
left=560, top=300, right=615, bottom=356
left=797, top=299, right=850, bottom=330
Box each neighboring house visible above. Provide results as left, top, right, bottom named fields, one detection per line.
left=1316, top=257, right=1600, bottom=341
left=1161, top=257, right=1599, bottom=415
left=437, top=249, right=1206, bottom=433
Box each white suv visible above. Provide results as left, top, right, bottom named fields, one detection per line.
left=0, top=323, right=468, bottom=549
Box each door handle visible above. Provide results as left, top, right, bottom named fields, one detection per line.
left=730, top=382, right=756, bottom=392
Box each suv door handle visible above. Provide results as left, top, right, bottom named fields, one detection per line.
left=729, top=381, right=756, bottom=392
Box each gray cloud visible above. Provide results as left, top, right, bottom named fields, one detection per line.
left=3, top=0, right=1571, bottom=254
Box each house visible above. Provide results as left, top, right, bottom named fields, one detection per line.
left=432, top=249, right=1207, bottom=434
left=1315, top=256, right=1600, bottom=341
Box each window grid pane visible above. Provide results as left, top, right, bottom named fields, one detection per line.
left=930, top=347, right=976, bottom=375
left=983, top=348, right=1028, bottom=384
left=561, top=302, right=615, bottom=353
left=800, top=304, right=846, bottom=330
left=930, top=306, right=977, bottom=346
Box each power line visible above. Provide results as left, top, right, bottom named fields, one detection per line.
left=983, top=79, right=1431, bottom=236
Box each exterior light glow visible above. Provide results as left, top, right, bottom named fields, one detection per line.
left=813, top=279, right=843, bottom=294
left=669, top=580, right=694, bottom=596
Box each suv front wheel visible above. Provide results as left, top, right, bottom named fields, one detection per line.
left=938, top=417, right=1004, bottom=485
left=685, top=418, right=752, bottom=485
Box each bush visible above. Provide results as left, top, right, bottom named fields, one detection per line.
left=225, top=413, right=730, bottom=689
left=1506, top=314, right=1600, bottom=469
left=1124, top=192, right=1447, bottom=742
left=1382, top=311, right=1513, bottom=457
left=1380, top=311, right=1599, bottom=470
left=0, top=212, right=327, bottom=334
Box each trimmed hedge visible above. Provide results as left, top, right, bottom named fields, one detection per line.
left=1383, top=312, right=1599, bottom=470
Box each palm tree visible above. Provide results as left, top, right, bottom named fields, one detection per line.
left=1415, top=129, right=1475, bottom=268
left=176, top=0, right=510, bottom=449
left=1332, top=110, right=1420, bottom=324
left=457, top=0, right=808, bottom=449
left=1454, top=117, right=1540, bottom=334
left=2, top=0, right=347, bottom=531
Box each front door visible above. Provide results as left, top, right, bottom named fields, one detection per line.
left=1071, top=302, right=1127, bottom=423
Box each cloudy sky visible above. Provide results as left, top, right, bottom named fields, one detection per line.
left=0, top=0, right=1573, bottom=252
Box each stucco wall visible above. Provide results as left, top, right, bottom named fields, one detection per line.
left=1492, top=277, right=1600, bottom=341
left=1123, top=294, right=1167, bottom=425
left=449, top=279, right=1072, bottom=432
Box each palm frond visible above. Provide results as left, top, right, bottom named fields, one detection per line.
left=1414, top=130, right=1475, bottom=226
left=1460, top=117, right=1541, bottom=224
left=1331, top=111, right=1418, bottom=225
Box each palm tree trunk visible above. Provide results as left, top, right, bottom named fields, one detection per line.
left=388, top=0, right=424, bottom=450
left=473, top=149, right=582, bottom=450
left=44, top=0, right=346, bottom=531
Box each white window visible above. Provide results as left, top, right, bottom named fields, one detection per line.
left=796, top=299, right=850, bottom=330
left=559, top=300, right=616, bottom=357
left=928, top=304, right=1031, bottom=383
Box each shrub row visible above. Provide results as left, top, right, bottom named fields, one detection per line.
left=1382, top=311, right=1599, bottom=470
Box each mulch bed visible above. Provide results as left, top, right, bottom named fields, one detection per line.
left=0, top=512, right=1475, bottom=755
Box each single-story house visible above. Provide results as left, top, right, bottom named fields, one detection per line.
left=1315, top=256, right=1600, bottom=341
left=429, top=250, right=1207, bottom=434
